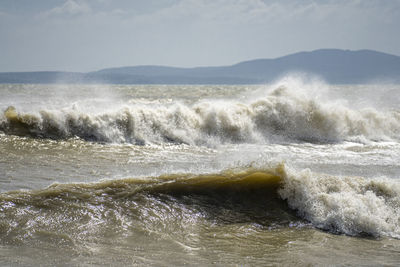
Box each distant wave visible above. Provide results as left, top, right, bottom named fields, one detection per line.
left=1, top=85, right=399, bottom=145
left=1, top=163, right=399, bottom=239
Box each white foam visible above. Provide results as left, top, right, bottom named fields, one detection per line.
left=279, top=166, right=400, bottom=238
left=1, top=80, right=400, bottom=145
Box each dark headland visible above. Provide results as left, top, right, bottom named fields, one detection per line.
left=1, top=49, right=400, bottom=84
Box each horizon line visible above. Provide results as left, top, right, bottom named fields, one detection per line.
left=1, top=48, right=399, bottom=74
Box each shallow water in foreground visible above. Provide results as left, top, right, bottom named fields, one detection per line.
left=1, top=80, right=400, bottom=265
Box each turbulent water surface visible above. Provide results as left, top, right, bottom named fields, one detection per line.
left=1, top=78, right=400, bottom=265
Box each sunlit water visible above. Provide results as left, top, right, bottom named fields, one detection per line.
left=1, top=78, right=400, bottom=265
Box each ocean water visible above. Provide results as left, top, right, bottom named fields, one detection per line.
left=1, top=77, right=400, bottom=265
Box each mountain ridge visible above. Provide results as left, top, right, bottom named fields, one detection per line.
left=1, top=49, right=400, bottom=84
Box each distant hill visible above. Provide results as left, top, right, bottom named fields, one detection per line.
left=1, top=49, right=400, bottom=84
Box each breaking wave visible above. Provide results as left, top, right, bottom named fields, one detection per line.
left=1, top=85, right=399, bottom=145
left=1, top=164, right=399, bottom=240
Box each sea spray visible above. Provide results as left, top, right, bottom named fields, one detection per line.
left=279, top=166, right=400, bottom=237
left=1, top=84, right=399, bottom=144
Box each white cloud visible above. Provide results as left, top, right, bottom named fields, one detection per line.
left=41, top=0, right=92, bottom=18
left=129, top=0, right=400, bottom=26
left=0, top=9, right=13, bottom=20
left=132, top=0, right=274, bottom=24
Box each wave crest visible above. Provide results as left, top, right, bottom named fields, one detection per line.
left=1, top=164, right=400, bottom=238
left=1, top=85, right=399, bottom=145
left=279, top=167, right=400, bottom=237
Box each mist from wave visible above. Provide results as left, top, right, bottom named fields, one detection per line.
left=1, top=77, right=399, bottom=145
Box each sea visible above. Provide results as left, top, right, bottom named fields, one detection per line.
left=1, top=76, right=400, bottom=266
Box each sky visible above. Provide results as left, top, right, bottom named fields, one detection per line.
left=0, top=0, right=399, bottom=72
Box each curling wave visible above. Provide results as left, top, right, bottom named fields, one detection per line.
left=1, top=164, right=399, bottom=240
left=1, top=85, right=399, bottom=145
